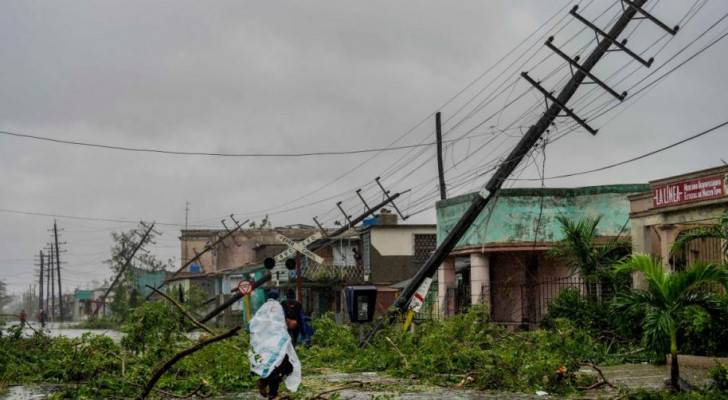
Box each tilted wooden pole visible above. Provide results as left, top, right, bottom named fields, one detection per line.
left=365, top=0, right=653, bottom=344
left=93, top=223, right=156, bottom=316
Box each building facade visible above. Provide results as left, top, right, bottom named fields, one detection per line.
left=629, top=165, right=728, bottom=279
left=359, top=214, right=436, bottom=314
left=435, top=184, right=649, bottom=326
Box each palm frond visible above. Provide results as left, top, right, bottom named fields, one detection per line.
left=668, top=262, right=728, bottom=300
left=642, top=308, right=673, bottom=354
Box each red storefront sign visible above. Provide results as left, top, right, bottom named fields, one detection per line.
left=652, top=174, right=727, bottom=208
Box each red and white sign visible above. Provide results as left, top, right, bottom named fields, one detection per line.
left=652, top=174, right=727, bottom=208
left=408, top=277, right=433, bottom=313
left=237, top=280, right=254, bottom=296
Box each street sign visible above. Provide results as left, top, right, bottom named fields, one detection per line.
left=274, top=232, right=324, bottom=265
left=237, top=280, right=254, bottom=296
left=407, top=277, right=433, bottom=313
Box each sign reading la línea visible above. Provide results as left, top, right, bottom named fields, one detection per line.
left=652, top=174, right=727, bottom=208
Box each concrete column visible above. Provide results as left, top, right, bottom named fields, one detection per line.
left=437, top=257, right=455, bottom=317
left=470, top=253, right=490, bottom=311
left=658, top=224, right=678, bottom=271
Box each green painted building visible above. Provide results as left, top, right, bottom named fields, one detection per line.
left=434, top=184, right=649, bottom=325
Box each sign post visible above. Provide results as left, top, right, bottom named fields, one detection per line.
left=402, top=277, right=433, bottom=331
left=275, top=233, right=325, bottom=265
left=236, top=280, right=255, bottom=323
left=273, top=232, right=326, bottom=304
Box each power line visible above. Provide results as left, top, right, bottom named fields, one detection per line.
left=513, top=119, right=728, bottom=181
left=0, top=207, right=203, bottom=228
left=0, top=129, right=508, bottom=158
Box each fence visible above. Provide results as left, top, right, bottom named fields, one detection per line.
left=428, top=275, right=615, bottom=324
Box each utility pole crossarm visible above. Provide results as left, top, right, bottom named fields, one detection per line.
left=570, top=5, right=653, bottom=67
left=521, top=72, right=598, bottom=135
left=544, top=37, right=627, bottom=101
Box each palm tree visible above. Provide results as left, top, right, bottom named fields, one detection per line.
left=614, top=254, right=728, bottom=390
left=550, top=215, right=630, bottom=296
left=671, top=210, right=728, bottom=260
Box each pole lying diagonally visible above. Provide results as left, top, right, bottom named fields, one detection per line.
left=146, top=219, right=247, bottom=299
left=364, top=0, right=655, bottom=345
left=197, top=191, right=408, bottom=325
left=93, top=222, right=156, bottom=316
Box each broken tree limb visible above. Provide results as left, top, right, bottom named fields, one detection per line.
left=384, top=336, right=409, bottom=369
left=577, top=362, right=616, bottom=391
left=145, top=285, right=213, bottom=335
left=130, top=381, right=209, bottom=399
left=310, top=381, right=364, bottom=399
left=138, top=326, right=241, bottom=400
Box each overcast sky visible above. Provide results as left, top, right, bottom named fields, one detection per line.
left=1, top=0, right=727, bottom=295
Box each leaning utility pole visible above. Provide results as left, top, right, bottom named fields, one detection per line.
left=366, top=0, right=678, bottom=343
left=147, top=216, right=248, bottom=299
left=198, top=187, right=409, bottom=325
left=93, top=222, right=156, bottom=316
left=435, top=112, right=447, bottom=200
left=53, top=221, right=64, bottom=322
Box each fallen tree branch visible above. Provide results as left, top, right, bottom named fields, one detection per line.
left=130, top=381, right=209, bottom=399
left=578, top=362, right=616, bottom=391
left=146, top=285, right=214, bottom=335
left=384, top=336, right=409, bottom=369
left=137, top=326, right=241, bottom=399
left=309, top=381, right=364, bottom=399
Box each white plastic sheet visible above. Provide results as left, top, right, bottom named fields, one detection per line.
left=248, top=299, right=301, bottom=392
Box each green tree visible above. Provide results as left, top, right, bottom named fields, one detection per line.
left=104, top=225, right=174, bottom=323
left=549, top=215, right=630, bottom=296
left=671, top=210, right=728, bottom=260
left=614, top=254, right=728, bottom=390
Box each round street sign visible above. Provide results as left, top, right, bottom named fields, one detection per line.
left=237, top=280, right=254, bottom=296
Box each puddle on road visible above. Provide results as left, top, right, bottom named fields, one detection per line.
left=0, top=386, right=51, bottom=400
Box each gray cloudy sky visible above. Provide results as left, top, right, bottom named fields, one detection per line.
left=1, top=0, right=727, bottom=295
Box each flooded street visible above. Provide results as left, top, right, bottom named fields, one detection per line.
left=12, top=321, right=123, bottom=342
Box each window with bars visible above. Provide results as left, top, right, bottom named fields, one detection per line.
left=413, top=234, right=437, bottom=266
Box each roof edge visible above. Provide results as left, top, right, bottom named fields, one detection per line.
left=436, top=184, right=650, bottom=209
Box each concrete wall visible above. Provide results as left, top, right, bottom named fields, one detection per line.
left=180, top=228, right=321, bottom=273
left=436, top=185, right=649, bottom=251
left=369, top=227, right=436, bottom=256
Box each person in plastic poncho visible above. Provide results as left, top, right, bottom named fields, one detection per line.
left=249, top=290, right=301, bottom=399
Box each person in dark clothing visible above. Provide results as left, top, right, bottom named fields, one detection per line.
left=37, top=309, right=46, bottom=328
left=280, top=289, right=303, bottom=346
left=257, top=355, right=294, bottom=399
left=18, top=310, right=27, bottom=328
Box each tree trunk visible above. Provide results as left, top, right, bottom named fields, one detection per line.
left=669, top=329, right=680, bottom=391
left=670, top=352, right=680, bottom=391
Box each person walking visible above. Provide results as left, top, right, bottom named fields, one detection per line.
left=249, top=290, right=301, bottom=399
left=37, top=309, right=46, bottom=328
left=281, top=289, right=303, bottom=346
left=18, top=310, right=27, bottom=329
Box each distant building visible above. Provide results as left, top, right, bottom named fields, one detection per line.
left=359, top=211, right=436, bottom=314
left=435, top=184, right=649, bottom=327
left=629, top=165, right=728, bottom=280
left=176, top=227, right=362, bottom=325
